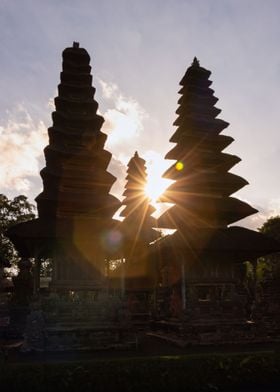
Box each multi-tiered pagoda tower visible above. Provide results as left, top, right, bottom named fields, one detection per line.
left=153, top=59, right=280, bottom=335
left=120, top=151, right=159, bottom=254
left=37, top=42, right=119, bottom=221
left=8, top=43, right=121, bottom=291
left=158, top=57, right=257, bottom=231
left=114, top=152, right=160, bottom=292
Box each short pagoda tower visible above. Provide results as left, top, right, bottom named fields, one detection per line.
left=112, top=152, right=160, bottom=296
left=120, top=151, right=159, bottom=255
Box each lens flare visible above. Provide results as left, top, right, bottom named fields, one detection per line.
left=101, top=229, right=123, bottom=253
left=175, top=161, right=184, bottom=171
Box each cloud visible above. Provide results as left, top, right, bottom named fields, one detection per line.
left=98, top=79, right=151, bottom=216
left=0, top=80, right=148, bottom=210
left=0, top=104, right=47, bottom=197
left=107, top=155, right=127, bottom=201
left=235, top=197, right=280, bottom=231
left=47, top=94, right=56, bottom=110
left=267, top=198, right=280, bottom=218
left=99, top=79, right=147, bottom=158
left=99, top=80, right=118, bottom=99
left=97, top=82, right=175, bottom=218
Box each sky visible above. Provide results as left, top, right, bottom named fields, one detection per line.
left=0, top=0, right=279, bottom=230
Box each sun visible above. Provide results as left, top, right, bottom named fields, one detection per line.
left=144, top=152, right=173, bottom=209
left=145, top=175, right=169, bottom=205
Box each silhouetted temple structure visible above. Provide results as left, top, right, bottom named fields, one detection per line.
left=120, top=152, right=159, bottom=255
left=4, top=47, right=280, bottom=348
left=8, top=43, right=121, bottom=291
left=113, top=152, right=159, bottom=294
left=158, top=57, right=257, bottom=230
left=152, top=58, right=280, bottom=342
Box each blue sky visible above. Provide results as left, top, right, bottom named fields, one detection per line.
left=0, top=0, right=279, bottom=229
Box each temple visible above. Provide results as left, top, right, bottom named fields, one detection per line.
left=4, top=48, right=280, bottom=349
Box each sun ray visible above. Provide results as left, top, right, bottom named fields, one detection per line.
left=144, top=152, right=174, bottom=208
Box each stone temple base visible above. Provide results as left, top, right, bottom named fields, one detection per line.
left=38, top=291, right=137, bottom=351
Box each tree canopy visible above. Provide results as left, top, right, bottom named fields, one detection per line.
left=258, top=215, right=280, bottom=242
left=0, top=194, right=35, bottom=267
left=257, top=215, right=280, bottom=280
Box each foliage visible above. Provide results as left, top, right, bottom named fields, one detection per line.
left=258, top=215, right=280, bottom=279
left=0, top=194, right=35, bottom=267
left=258, top=215, right=280, bottom=242
left=1, top=352, right=280, bottom=391
left=244, top=216, right=280, bottom=304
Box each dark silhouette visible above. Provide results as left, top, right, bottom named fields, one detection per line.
left=113, top=152, right=160, bottom=316
left=3, top=47, right=280, bottom=350
left=152, top=58, right=280, bottom=343
left=120, top=151, right=159, bottom=257
left=158, top=57, right=257, bottom=229
left=7, top=43, right=121, bottom=291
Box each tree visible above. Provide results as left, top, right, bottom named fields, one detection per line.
left=0, top=194, right=35, bottom=268
left=258, top=215, right=280, bottom=242
left=242, top=216, right=280, bottom=315
left=258, top=215, right=280, bottom=278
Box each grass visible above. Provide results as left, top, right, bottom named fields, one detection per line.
left=1, top=351, right=280, bottom=391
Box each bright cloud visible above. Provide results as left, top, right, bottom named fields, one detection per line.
left=99, top=80, right=118, bottom=99
left=99, top=81, right=173, bottom=218
left=99, top=80, right=147, bottom=155
left=267, top=198, right=280, bottom=217
left=98, top=80, right=173, bottom=220
left=0, top=104, right=47, bottom=195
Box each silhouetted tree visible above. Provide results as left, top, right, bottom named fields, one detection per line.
left=258, top=216, right=280, bottom=279
left=243, top=216, right=280, bottom=307
left=259, top=215, right=280, bottom=241
left=0, top=194, right=35, bottom=268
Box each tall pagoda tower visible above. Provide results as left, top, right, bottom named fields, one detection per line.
left=153, top=58, right=280, bottom=331
left=158, top=57, right=257, bottom=231
left=37, top=42, right=119, bottom=222
left=8, top=43, right=121, bottom=291
left=120, top=151, right=159, bottom=255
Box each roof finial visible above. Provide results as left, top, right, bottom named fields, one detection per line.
left=192, top=57, right=200, bottom=67
left=73, top=41, right=80, bottom=48
left=134, top=151, right=139, bottom=158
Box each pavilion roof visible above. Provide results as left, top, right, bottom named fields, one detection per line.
left=151, top=226, right=280, bottom=263
left=6, top=218, right=120, bottom=258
